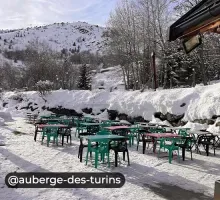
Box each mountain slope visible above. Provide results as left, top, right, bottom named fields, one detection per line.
left=0, top=22, right=109, bottom=54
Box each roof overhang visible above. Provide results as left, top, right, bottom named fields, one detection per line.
left=168, top=0, right=220, bottom=42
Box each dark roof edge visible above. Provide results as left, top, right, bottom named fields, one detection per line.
left=168, top=0, right=220, bottom=41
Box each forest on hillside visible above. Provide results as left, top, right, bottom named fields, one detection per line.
left=0, top=0, right=220, bottom=92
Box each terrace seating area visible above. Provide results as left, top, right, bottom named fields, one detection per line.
left=30, top=113, right=220, bottom=168
left=0, top=113, right=219, bottom=200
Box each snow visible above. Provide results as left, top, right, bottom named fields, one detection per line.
left=0, top=22, right=109, bottom=54
left=1, top=82, right=220, bottom=199
left=1, top=82, right=220, bottom=126
left=0, top=117, right=219, bottom=200
left=92, top=66, right=124, bottom=91
left=183, top=121, right=209, bottom=132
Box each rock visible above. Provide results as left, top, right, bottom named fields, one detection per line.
left=133, top=116, right=147, bottom=122
left=107, top=110, right=118, bottom=120
left=159, top=113, right=167, bottom=121
left=154, top=112, right=161, bottom=119
left=118, top=113, right=128, bottom=120
left=48, top=107, right=82, bottom=117
left=166, top=112, right=184, bottom=123
left=212, top=115, right=220, bottom=119
left=194, top=119, right=207, bottom=124
left=180, top=103, right=186, bottom=107
left=82, top=108, right=92, bottom=114
left=176, top=120, right=187, bottom=127
left=30, top=106, right=38, bottom=112
left=206, top=119, right=215, bottom=125
left=2, top=102, right=8, bottom=107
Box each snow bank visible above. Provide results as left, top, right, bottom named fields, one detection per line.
left=1, top=82, right=220, bottom=122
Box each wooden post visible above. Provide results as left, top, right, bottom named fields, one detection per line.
left=151, top=51, right=157, bottom=91
left=214, top=180, right=220, bottom=200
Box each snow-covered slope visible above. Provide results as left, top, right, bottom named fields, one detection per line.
left=92, top=65, right=124, bottom=91
left=0, top=22, right=109, bottom=54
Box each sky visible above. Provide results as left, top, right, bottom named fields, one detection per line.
left=0, top=0, right=118, bottom=30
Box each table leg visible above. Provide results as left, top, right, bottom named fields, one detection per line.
left=182, top=147, right=185, bottom=161
left=34, top=126, right=38, bottom=141
left=153, top=138, right=157, bottom=153
left=115, top=152, right=118, bottom=167
left=143, top=140, right=146, bottom=154
left=206, top=144, right=209, bottom=156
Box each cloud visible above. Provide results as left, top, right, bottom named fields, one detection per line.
left=0, top=0, right=117, bottom=29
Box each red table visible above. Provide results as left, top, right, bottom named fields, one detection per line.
left=105, top=126, right=129, bottom=131
left=37, top=124, right=69, bottom=128
left=146, top=133, right=181, bottom=138
left=146, top=133, right=181, bottom=153
left=34, top=124, right=69, bottom=141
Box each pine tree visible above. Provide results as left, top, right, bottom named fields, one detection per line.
left=77, top=64, right=91, bottom=90
left=73, top=42, right=76, bottom=46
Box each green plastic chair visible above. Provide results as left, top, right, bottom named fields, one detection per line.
left=178, top=129, right=189, bottom=137
left=47, top=121, right=58, bottom=124
left=84, top=117, right=94, bottom=123
left=75, top=121, right=87, bottom=137
left=158, top=138, right=181, bottom=164
left=128, top=127, right=139, bottom=146
left=61, top=119, right=73, bottom=127
left=100, top=121, right=112, bottom=130
left=85, top=140, right=110, bottom=168
left=41, top=127, right=59, bottom=147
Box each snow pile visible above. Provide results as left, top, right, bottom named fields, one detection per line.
left=1, top=82, right=220, bottom=123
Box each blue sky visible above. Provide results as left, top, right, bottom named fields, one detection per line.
left=0, top=0, right=118, bottom=29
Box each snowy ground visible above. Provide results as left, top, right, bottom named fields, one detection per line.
left=0, top=117, right=219, bottom=200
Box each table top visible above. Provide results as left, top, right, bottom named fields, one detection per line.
left=140, top=125, right=162, bottom=128
left=80, top=123, right=101, bottom=126
left=111, top=122, right=122, bottom=124
left=105, top=126, right=129, bottom=131
left=169, top=127, right=191, bottom=130
left=189, top=130, right=212, bottom=135
left=37, top=124, right=69, bottom=128
left=81, top=135, right=126, bottom=141
left=146, top=133, right=181, bottom=138
left=40, top=118, right=61, bottom=121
